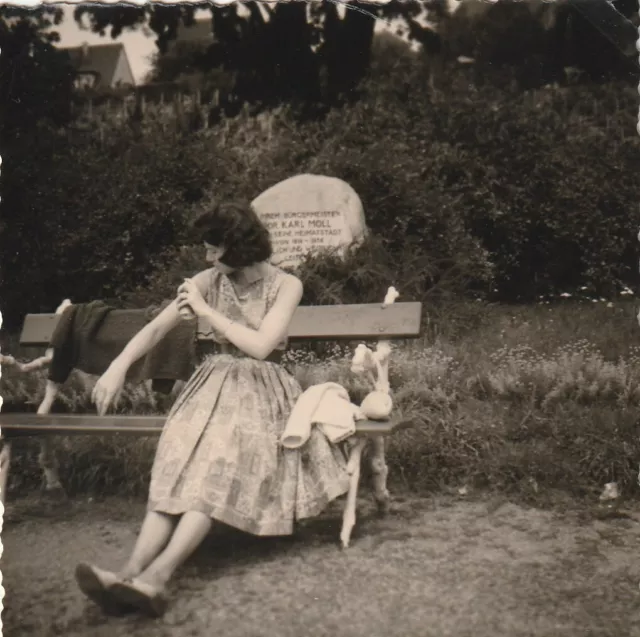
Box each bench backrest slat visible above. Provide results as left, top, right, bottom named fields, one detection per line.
left=19, top=302, right=423, bottom=347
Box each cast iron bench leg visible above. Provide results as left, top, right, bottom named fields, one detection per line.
left=0, top=439, right=11, bottom=506
left=369, top=434, right=390, bottom=514
left=37, top=381, right=65, bottom=493
left=340, top=436, right=368, bottom=549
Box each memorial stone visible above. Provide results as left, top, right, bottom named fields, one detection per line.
left=251, top=174, right=368, bottom=269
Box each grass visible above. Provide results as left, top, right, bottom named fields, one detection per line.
left=4, top=492, right=640, bottom=637
left=2, top=298, right=640, bottom=502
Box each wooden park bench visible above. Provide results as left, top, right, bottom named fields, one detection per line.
left=0, top=299, right=422, bottom=548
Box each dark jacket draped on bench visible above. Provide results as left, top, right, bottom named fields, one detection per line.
left=48, top=301, right=197, bottom=393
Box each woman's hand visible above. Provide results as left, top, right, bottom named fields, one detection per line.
left=177, top=278, right=209, bottom=318
left=92, top=362, right=127, bottom=416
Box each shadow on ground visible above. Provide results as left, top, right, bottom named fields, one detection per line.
left=3, top=490, right=640, bottom=637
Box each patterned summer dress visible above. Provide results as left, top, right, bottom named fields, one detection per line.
left=147, top=261, right=350, bottom=536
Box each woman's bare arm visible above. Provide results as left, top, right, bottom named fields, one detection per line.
left=113, top=269, right=210, bottom=370
left=196, top=274, right=303, bottom=361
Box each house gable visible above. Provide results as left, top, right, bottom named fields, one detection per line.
left=112, top=46, right=136, bottom=87
left=62, top=43, right=135, bottom=90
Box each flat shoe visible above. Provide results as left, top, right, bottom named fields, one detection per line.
left=74, top=563, right=135, bottom=616
left=110, top=577, right=169, bottom=618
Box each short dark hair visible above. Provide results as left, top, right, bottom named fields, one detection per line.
left=191, top=201, right=272, bottom=268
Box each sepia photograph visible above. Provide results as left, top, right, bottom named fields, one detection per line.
left=0, top=0, right=639, bottom=634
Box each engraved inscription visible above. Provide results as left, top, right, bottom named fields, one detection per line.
left=260, top=210, right=349, bottom=266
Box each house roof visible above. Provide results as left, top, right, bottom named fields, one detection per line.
left=62, top=43, right=133, bottom=88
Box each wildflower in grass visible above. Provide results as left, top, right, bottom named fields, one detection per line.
left=477, top=337, right=640, bottom=407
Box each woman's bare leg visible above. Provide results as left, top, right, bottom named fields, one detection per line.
left=135, top=510, right=213, bottom=588
left=116, top=511, right=179, bottom=580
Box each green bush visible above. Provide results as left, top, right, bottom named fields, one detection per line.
left=1, top=126, right=216, bottom=328
left=446, top=81, right=639, bottom=301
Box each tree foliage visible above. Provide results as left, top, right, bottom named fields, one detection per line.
left=444, top=0, right=638, bottom=88
left=72, top=0, right=639, bottom=114
left=0, top=8, right=76, bottom=322
left=74, top=0, right=432, bottom=110
left=0, top=7, right=75, bottom=144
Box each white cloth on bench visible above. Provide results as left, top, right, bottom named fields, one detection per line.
left=281, top=382, right=364, bottom=449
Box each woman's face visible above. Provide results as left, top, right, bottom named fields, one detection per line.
left=204, top=242, right=234, bottom=274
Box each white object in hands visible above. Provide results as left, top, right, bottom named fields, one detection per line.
left=177, top=280, right=196, bottom=320
left=179, top=305, right=196, bottom=320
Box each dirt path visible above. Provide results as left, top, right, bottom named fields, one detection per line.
left=3, top=491, right=640, bottom=637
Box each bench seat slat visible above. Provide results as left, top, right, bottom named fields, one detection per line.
left=0, top=413, right=406, bottom=438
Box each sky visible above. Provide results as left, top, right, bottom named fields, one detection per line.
left=52, top=2, right=452, bottom=85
